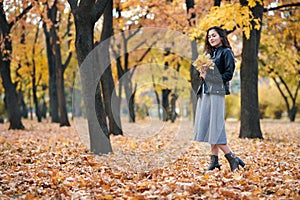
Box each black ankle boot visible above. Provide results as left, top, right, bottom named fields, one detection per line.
left=204, top=155, right=221, bottom=174
left=224, top=152, right=245, bottom=172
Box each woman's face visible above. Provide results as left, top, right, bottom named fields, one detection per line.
left=208, top=29, right=222, bottom=48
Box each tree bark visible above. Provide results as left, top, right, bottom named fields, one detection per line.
left=44, top=1, right=70, bottom=126
left=16, top=23, right=28, bottom=119
left=68, top=0, right=112, bottom=154
left=190, top=40, right=200, bottom=121
left=239, top=0, right=263, bottom=139
left=121, top=33, right=136, bottom=123
left=55, top=34, right=70, bottom=126
left=71, top=71, right=82, bottom=117
left=0, top=64, right=24, bottom=129
left=43, top=22, right=59, bottom=123
left=57, top=55, right=70, bottom=127
left=95, top=83, right=110, bottom=138
left=152, top=74, right=161, bottom=120
left=18, top=89, right=28, bottom=119
left=99, top=0, right=122, bottom=135
left=185, top=0, right=199, bottom=122
left=162, top=57, right=171, bottom=121
left=170, top=93, right=178, bottom=123
left=0, top=2, right=26, bottom=129
left=31, top=62, right=42, bottom=122
left=162, top=89, right=171, bottom=121
left=32, top=21, right=42, bottom=122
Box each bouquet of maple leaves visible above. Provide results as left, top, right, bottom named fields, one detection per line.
left=192, top=53, right=215, bottom=71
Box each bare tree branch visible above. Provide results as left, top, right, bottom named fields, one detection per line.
left=127, top=26, right=142, bottom=40
left=278, top=76, right=294, bottom=102
left=9, top=4, right=33, bottom=29
left=272, top=77, right=290, bottom=111
left=62, top=12, right=73, bottom=72
left=294, top=81, right=300, bottom=103
left=264, top=3, right=300, bottom=12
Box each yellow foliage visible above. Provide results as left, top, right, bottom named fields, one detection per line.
left=247, top=0, right=263, bottom=8
left=190, top=3, right=260, bottom=40
left=259, top=26, right=299, bottom=85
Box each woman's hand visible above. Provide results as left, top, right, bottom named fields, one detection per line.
left=199, top=65, right=207, bottom=80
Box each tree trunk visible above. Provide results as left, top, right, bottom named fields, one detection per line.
left=41, top=96, right=47, bottom=119
left=115, top=55, right=123, bottom=124
left=122, top=34, right=136, bottom=123
left=185, top=0, right=199, bottom=122
left=43, top=22, right=59, bottom=123
left=44, top=1, right=70, bottom=126
left=95, top=84, right=110, bottom=138
left=57, top=62, right=70, bottom=126
left=190, top=40, right=200, bottom=122
left=27, top=89, right=33, bottom=120
left=71, top=71, right=82, bottom=117
left=69, top=0, right=112, bottom=154
left=79, top=45, right=112, bottom=153
left=32, top=22, right=42, bottom=122
left=32, top=63, right=42, bottom=122
left=18, top=90, right=28, bottom=119
left=162, top=54, right=171, bottom=121
left=124, top=77, right=136, bottom=122
left=162, top=89, right=171, bottom=121
left=170, top=93, right=178, bottom=123
left=100, top=0, right=122, bottom=135
left=152, top=74, right=161, bottom=120
left=155, top=90, right=161, bottom=120
left=288, top=106, right=297, bottom=122
left=0, top=3, right=25, bottom=129
left=55, top=33, right=70, bottom=127
left=58, top=11, right=74, bottom=126
left=239, top=0, right=263, bottom=139
left=0, top=63, right=24, bottom=129
left=17, top=24, right=28, bottom=119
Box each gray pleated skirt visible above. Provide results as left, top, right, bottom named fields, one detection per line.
left=193, top=91, right=227, bottom=144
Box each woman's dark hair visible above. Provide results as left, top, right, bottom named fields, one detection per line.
left=204, top=26, right=232, bottom=55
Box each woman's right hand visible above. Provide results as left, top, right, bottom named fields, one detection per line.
left=199, top=66, right=207, bottom=79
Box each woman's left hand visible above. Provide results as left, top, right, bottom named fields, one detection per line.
left=199, top=66, right=207, bottom=79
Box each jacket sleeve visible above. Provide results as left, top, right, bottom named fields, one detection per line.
left=221, top=49, right=235, bottom=82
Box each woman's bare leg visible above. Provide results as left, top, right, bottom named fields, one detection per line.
left=211, top=144, right=219, bottom=155
left=217, top=144, right=231, bottom=154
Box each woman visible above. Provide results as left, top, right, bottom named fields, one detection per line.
left=194, top=26, right=245, bottom=173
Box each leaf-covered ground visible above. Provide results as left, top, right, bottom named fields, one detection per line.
left=0, top=119, right=299, bottom=199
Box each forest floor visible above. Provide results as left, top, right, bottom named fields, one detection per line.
left=0, top=118, right=299, bottom=199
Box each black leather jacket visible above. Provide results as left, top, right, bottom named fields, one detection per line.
left=197, top=46, right=235, bottom=96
